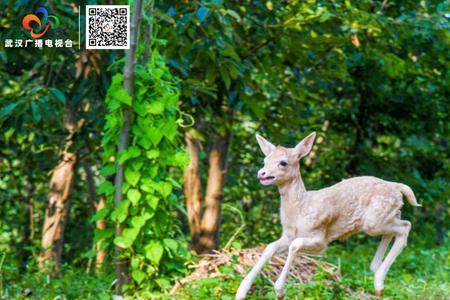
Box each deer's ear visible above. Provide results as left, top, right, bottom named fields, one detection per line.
left=256, top=134, right=276, bottom=156
left=294, top=132, right=316, bottom=159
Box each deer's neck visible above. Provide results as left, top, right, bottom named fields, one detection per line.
left=278, top=173, right=306, bottom=205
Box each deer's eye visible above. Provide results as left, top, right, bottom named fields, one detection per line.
left=279, top=160, right=288, bottom=167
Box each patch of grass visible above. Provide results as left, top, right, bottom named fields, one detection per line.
left=1, top=260, right=113, bottom=300
left=1, top=239, right=448, bottom=299
left=174, top=239, right=450, bottom=300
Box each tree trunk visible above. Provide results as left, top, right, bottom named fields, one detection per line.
left=183, top=131, right=203, bottom=247
left=196, top=131, right=231, bottom=254
left=40, top=151, right=77, bottom=271
left=113, top=0, right=143, bottom=293
left=39, top=81, right=84, bottom=273
left=83, top=161, right=106, bottom=272
left=95, top=196, right=107, bottom=271
left=18, top=180, right=34, bottom=273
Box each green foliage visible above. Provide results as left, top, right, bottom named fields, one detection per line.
left=98, top=49, right=191, bottom=292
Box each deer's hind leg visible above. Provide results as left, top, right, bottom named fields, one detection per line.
left=370, top=234, right=393, bottom=273
left=373, top=218, right=411, bottom=296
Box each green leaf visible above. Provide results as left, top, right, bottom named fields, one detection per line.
left=124, top=166, right=140, bottom=186
left=122, top=181, right=130, bottom=194
left=131, top=212, right=152, bottom=229
left=146, top=149, right=160, bottom=159
left=226, top=9, right=241, bottom=21
left=154, top=181, right=172, bottom=198
left=112, top=87, right=132, bottom=106
left=132, top=269, right=146, bottom=284
left=110, top=199, right=130, bottom=223
left=114, top=235, right=133, bottom=248
left=118, top=146, right=141, bottom=164
left=94, top=228, right=114, bottom=243
left=114, top=226, right=141, bottom=248
left=0, top=102, right=20, bottom=119
left=146, top=195, right=159, bottom=210
left=130, top=158, right=144, bottom=171
left=49, top=88, right=66, bottom=103
left=163, top=238, right=178, bottom=252
left=135, top=65, right=152, bottom=81
left=145, top=240, right=164, bottom=265
left=161, top=121, right=177, bottom=141
left=100, top=164, right=116, bottom=177
left=31, top=102, right=41, bottom=122
left=155, top=278, right=171, bottom=290
left=152, top=68, right=164, bottom=79
left=4, top=128, right=14, bottom=141
left=90, top=208, right=110, bottom=222
left=219, top=65, right=231, bottom=89
left=147, top=101, right=165, bottom=114
left=110, top=74, right=123, bottom=85
left=137, top=136, right=152, bottom=150
left=127, top=188, right=142, bottom=205
left=171, top=151, right=190, bottom=167
left=97, top=181, right=115, bottom=196
left=147, top=127, right=163, bottom=145
left=122, top=227, right=139, bottom=241
left=84, top=249, right=97, bottom=259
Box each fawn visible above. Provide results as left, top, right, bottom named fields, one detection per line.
left=236, top=132, right=420, bottom=299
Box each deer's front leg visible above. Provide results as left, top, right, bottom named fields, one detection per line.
left=236, top=236, right=289, bottom=300
left=274, top=236, right=325, bottom=299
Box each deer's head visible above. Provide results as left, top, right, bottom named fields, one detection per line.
left=256, top=132, right=316, bottom=186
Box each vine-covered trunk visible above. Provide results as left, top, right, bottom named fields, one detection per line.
left=184, top=132, right=203, bottom=246
left=113, top=0, right=143, bottom=293
left=83, top=161, right=106, bottom=272
left=40, top=151, right=77, bottom=271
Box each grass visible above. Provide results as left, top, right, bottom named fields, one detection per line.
left=1, top=237, right=449, bottom=299
left=173, top=237, right=450, bottom=300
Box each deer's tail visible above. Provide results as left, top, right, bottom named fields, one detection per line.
left=396, top=183, right=421, bottom=207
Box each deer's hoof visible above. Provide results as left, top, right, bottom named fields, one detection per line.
left=274, top=285, right=285, bottom=299
left=375, top=289, right=383, bottom=297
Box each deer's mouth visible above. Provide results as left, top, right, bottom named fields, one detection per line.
left=259, top=175, right=275, bottom=185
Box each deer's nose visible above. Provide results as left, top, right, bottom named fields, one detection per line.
left=258, top=170, right=266, bottom=178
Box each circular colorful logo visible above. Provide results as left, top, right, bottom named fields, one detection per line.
left=22, top=7, right=60, bottom=39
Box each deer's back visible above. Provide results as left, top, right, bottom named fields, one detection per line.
left=297, top=176, right=404, bottom=241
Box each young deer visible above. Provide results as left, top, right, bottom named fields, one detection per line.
left=236, top=132, right=420, bottom=299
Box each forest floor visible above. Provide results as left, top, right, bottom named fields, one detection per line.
left=172, top=239, right=450, bottom=300
left=1, top=238, right=449, bottom=299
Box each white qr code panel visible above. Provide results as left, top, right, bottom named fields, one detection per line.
left=86, top=5, right=130, bottom=49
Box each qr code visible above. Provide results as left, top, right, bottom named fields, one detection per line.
left=86, top=5, right=130, bottom=49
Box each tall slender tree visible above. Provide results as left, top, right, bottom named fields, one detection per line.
left=113, top=0, right=144, bottom=293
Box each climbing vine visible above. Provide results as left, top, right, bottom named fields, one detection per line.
left=93, top=49, right=191, bottom=291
